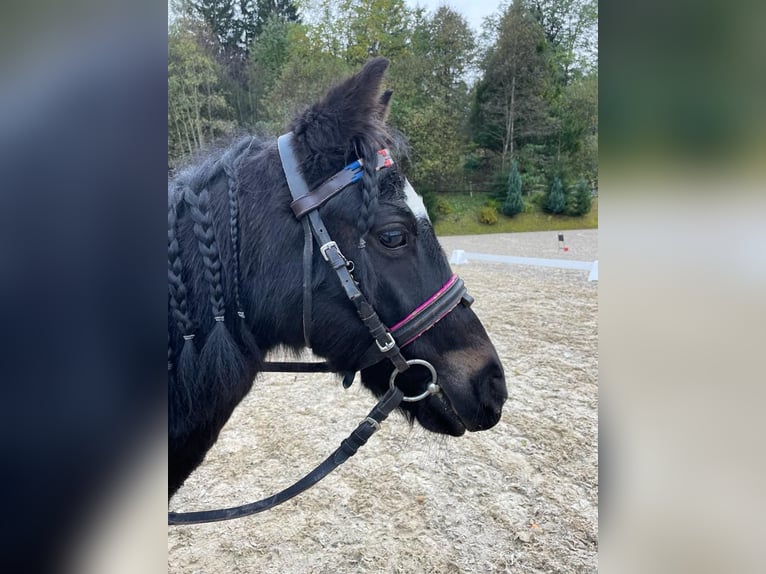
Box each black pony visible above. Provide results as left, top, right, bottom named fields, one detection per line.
left=168, top=58, right=508, bottom=497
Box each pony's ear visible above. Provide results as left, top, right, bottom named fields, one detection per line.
left=379, top=89, right=393, bottom=122
left=291, top=57, right=390, bottom=168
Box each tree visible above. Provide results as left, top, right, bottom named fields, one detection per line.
left=168, top=19, right=235, bottom=164
left=262, top=24, right=353, bottom=130
left=565, top=177, right=591, bottom=216
left=388, top=6, right=476, bottom=193
left=303, top=0, right=414, bottom=64
left=502, top=160, right=525, bottom=216
left=176, top=0, right=299, bottom=61
left=253, top=0, right=299, bottom=35
left=530, top=0, right=597, bottom=82
left=344, top=0, right=414, bottom=64
left=576, top=177, right=592, bottom=214
left=246, top=15, right=292, bottom=127
left=425, top=6, right=476, bottom=103
left=471, top=0, right=551, bottom=169
left=559, top=72, right=598, bottom=185
left=172, top=0, right=299, bottom=127
left=545, top=176, right=565, bottom=214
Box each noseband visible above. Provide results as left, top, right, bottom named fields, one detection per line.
left=168, top=134, right=472, bottom=524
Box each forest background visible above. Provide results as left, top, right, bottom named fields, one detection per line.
left=168, top=0, right=597, bottom=228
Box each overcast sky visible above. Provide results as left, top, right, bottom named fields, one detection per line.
left=407, top=0, right=503, bottom=34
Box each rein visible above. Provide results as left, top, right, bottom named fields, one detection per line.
left=168, top=133, right=471, bottom=525
left=168, top=386, right=406, bottom=524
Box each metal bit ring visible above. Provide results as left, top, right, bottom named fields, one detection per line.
left=389, top=359, right=439, bottom=402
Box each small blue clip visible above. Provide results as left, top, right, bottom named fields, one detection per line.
left=344, top=159, right=363, bottom=183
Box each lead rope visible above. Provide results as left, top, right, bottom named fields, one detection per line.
left=168, top=386, right=405, bottom=524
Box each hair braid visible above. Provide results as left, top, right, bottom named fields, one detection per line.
left=356, top=138, right=381, bottom=244
left=185, top=183, right=226, bottom=319
left=183, top=179, right=247, bottom=411
left=221, top=146, right=260, bottom=361
left=222, top=157, right=243, bottom=314
left=168, top=200, right=196, bottom=334
left=168, top=197, right=198, bottom=425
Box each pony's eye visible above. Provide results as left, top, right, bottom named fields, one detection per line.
left=379, top=229, right=407, bottom=249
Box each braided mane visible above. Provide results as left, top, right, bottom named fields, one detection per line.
left=167, top=136, right=263, bottom=435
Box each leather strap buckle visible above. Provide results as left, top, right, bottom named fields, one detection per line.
left=320, top=241, right=339, bottom=261
left=376, top=332, right=396, bottom=353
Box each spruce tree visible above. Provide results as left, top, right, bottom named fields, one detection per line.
left=564, top=179, right=578, bottom=215
left=545, top=176, right=565, bottom=214
left=502, top=160, right=524, bottom=217
left=574, top=177, right=592, bottom=215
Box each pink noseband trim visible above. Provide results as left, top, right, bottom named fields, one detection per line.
left=389, top=274, right=459, bottom=337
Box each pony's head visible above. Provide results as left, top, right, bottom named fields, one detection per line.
left=285, top=58, right=508, bottom=435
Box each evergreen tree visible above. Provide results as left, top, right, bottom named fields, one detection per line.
left=502, top=160, right=525, bottom=216
left=564, top=178, right=577, bottom=215
left=563, top=176, right=592, bottom=215
left=572, top=177, right=592, bottom=215
left=576, top=178, right=592, bottom=215
left=545, top=176, right=566, bottom=214
left=254, top=0, right=299, bottom=35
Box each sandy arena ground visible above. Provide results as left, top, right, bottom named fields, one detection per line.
left=169, top=229, right=598, bottom=573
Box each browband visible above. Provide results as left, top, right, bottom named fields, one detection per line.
left=290, top=149, right=393, bottom=218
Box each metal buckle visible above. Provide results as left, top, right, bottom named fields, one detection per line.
left=363, top=416, right=381, bottom=430
left=320, top=241, right=338, bottom=261
left=376, top=332, right=396, bottom=353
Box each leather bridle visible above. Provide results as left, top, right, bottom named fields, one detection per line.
left=168, top=134, right=473, bottom=525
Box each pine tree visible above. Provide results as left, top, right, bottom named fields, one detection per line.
left=545, top=176, right=565, bottom=214
left=502, top=160, right=525, bottom=216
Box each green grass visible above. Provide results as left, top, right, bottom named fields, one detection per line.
left=431, top=192, right=598, bottom=236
